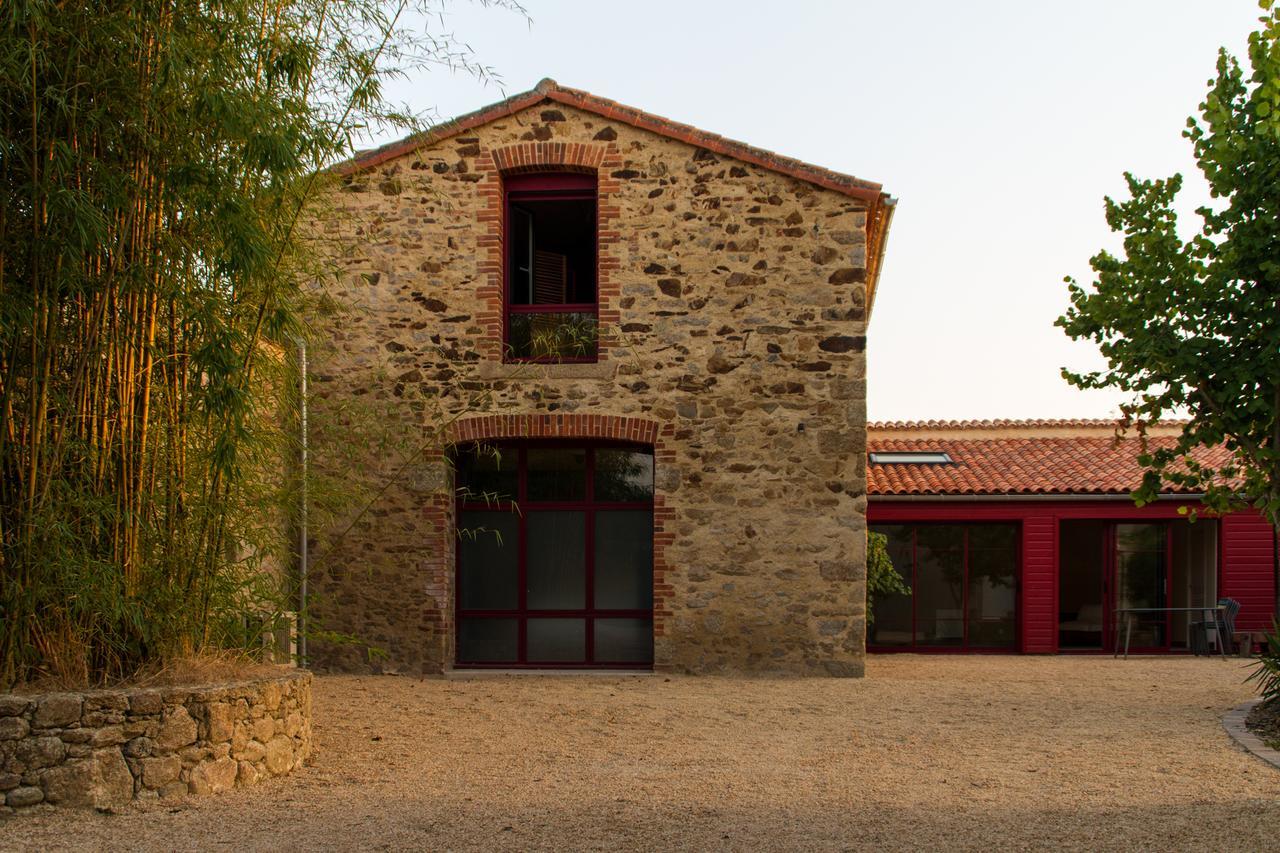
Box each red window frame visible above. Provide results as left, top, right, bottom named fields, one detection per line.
left=454, top=441, right=654, bottom=668
left=503, top=172, right=599, bottom=363
left=868, top=522, right=1022, bottom=653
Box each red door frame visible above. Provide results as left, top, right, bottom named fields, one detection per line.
left=1108, top=521, right=1175, bottom=654
left=454, top=440, right=654, bottom=669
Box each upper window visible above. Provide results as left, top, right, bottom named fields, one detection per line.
left=504, top=173, right=598, bottom=362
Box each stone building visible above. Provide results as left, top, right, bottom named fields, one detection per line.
left=309, top=79, right=894, bottom=675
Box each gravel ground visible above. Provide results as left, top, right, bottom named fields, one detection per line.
left=4, top=656, right=1278, bottom=852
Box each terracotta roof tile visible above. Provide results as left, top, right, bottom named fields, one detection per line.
left=868, top=434, right=1232, bottom=496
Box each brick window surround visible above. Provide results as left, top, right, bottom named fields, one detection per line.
left=428, top=415, right=677, bottom=665
left=475, top=142, right=623, bottom=362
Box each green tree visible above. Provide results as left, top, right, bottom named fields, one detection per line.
left=0, top=0, right=513, bottom=686
left=866, top=531, right=909, bottom=626
left=1057, top=2, right=1280, bottom=619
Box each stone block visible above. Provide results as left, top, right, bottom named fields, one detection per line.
left=188, top=757, right=238, bottom=796
left=231, top=721, right=251, bottom=754
left=155, top=706, right=198, bottom=751
left=252, top=716, right=275, bottom=743
left=236, top=760, right=260, bottom=786
left=13, top=735, right=66, bottom=772
left=204, top=702, right=235, bottom=743
left=0, top=716, right=29, bottom=740
left=238, top=740, right=266, bottom=763
left=263, top=735, right=293, bottom=775
left=140, top=755, right=182, bottom=789
left=129, top=691, right=163, bottom=716
left=0, top=772, right=20, bottom=791
left=90, top=725, right=126, bottom=747
left=0, top=696, right=31, bottom=717
left=157, top=781, right=188, bottom=799
left=34, top=694, right=82, bottom=729
left=6, top=785, right=43, bottom=807
left=260, top=682, right=283, bottom=712
left=123, top=736, right=154, bottom=758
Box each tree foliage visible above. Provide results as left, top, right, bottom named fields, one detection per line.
left=1057, top=2, right=1280, bottom=618
left=866, top=531, right=909, bottom=626
left=0, top=0, right=512, bottom=686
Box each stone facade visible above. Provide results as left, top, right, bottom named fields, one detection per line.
left=308, top=80, right=892, bottom=676
left=0, top=672, right=311, bottom=815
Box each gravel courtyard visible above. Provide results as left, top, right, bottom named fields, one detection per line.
left=5, top=656, right=1278, bottom=851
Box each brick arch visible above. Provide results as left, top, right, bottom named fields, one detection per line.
left=442, top=412, right=677, bottom=663
left=490, top=142, right=607, bottom=174
left=447, top=413, right=661, bottom=445
left=473, top=141, right=623, bottom=362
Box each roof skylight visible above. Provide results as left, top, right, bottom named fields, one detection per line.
left=869, top=451, right=953, bottom=465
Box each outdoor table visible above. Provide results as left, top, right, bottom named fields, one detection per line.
left=1113, top=605, right=1227, bottom=660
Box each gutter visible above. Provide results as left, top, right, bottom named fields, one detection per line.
left=869, top=493, right=1205, bottom=503
left=864, top=195, right=896, bottom=319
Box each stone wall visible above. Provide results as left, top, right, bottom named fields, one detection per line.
left=309, top=94, right=873, bottom=676
left=0, top=671, right=311, bottom=815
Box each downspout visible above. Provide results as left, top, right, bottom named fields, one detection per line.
left=298, top=340, right=308, bottom=668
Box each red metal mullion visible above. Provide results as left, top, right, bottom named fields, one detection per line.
left=503, top=186, right=512, bottom=358
left=961, top=528, right=970, bottom=649
left=911, top=526, right=918, bottom=648
left=585, top=447, right=596, bottom=663
left=506, top=190, right=596, bottom=203
left=1164, top=522, right=1173, bottom=650
left=1104, top=524, right=1113, bottom=653
left=461, top=608, right=650, bottom=618
left=517, top=447, right=528, bottom=664
left=508, top=303, right=598, bottom=313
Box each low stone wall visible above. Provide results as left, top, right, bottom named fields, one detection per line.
left=0, top=670, right=311, bottom=815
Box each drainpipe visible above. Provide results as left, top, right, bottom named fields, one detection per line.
left=298, top=339, right=309, bottom=668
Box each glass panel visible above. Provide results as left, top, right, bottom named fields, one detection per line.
left=1058, top=521, right=1106, bottom=649
left=594, top=511, right=653, bottom=609
left=1117, top=553, right=1167, bottom=647
left=915, top=526, right=965, bottom=645
left=1116, top=523, right=1165, bottom=552
left=1116, top=523, right=1167, bottom=648
left=527, top=619, right=586, bottom=662
left=458, top=511, right=519, bottom=610
left=454, top=445, right=517, bottom=504
left=595, top=618, right=652, bottom=663
left=510, top=205, right=533, bottom=304
left=967, top=526, right=1017, bottom=648
left=527, top=511, right=586, bottom=609
left=508, top=312, right=598, bottom=360
left=594, top=450, right=654, bottom=501
left=457, top=618, right=518, bottom=663
left=526, top=448, right=587, bottom=502
left=1170, top=520, right=1218, bottom=649
left=869, top=525, right=913, bottom=647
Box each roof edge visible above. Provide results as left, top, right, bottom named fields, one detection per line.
left=332, top=78, right=886, bottom=205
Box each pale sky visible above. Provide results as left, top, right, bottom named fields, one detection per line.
left=374, top=0, right=1260, bottom=422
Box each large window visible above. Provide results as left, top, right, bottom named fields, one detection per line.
left=505, top=173, right=598, bottom=361
left=869, top=523, right=1018, bottom=650
left=454, top=443, right=653, bottom=667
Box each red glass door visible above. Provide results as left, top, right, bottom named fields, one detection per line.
left=454, top=443, right=655, bottom=668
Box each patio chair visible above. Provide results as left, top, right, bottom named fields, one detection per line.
left=1190, top=598, right=1241, bottom=656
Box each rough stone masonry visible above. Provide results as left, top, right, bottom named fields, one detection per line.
left=307, top=80, right=892, bottom=676
left=0, top=672, right=311, bottom=814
